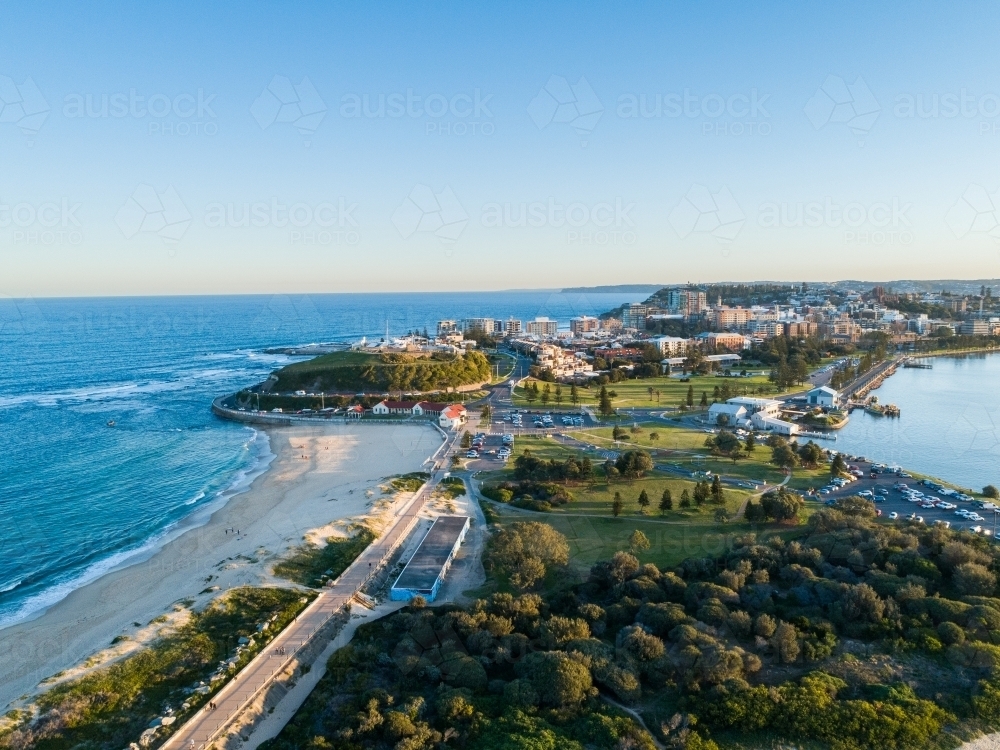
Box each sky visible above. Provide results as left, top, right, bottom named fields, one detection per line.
left=3, top=1, right=1000, bottom=297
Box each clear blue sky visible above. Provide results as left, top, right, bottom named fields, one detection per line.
left=2, top=1, right=1000, bottom=296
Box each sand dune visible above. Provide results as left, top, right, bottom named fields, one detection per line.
left=0, top=422, right=443, bottom=711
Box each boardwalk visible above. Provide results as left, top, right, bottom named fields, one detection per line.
left=162, top=442, right=457, bottom=750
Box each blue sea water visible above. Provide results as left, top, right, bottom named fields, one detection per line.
left=0, top=291, right=642, bottom=628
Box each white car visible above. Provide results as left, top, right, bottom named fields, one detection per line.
left=969, top=513, right=985, bottom=522
left=916, top=516, right=925, bottom=524
left=956, top=509, right=972, bottom=518
left=889, top=511, right=899, bottom=520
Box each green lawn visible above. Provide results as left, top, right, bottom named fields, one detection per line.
left=513, top=371, right=787, bottom=410
left=476, top=426, right=825, bottom=587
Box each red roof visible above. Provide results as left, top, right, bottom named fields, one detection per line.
left=416, top=401, right=448, bottom=412
left=380, top=400, right=420, bottom=409
left=441, top=405, right=466, bottom=419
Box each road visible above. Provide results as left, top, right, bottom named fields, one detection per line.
left=162, top=431, right=462, bottom=750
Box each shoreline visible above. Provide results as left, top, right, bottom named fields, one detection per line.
left=0, top=421, right=442, bottom=712
left=0, top=427, right=276, bottom=632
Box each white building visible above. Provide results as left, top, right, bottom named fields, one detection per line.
left=726, top=397, right=782, bottom=418
left=708, top=402, right=748, bottom=426
left=807, top=386, right=839, bottom=408
left=526, top=317, right=558, bottom=337
left=751, top=413, right=800, bottom=435
left=648, top=336, right=690, bottom=356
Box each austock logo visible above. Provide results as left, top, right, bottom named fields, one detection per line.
left=392, top=185, right=468, bottom=243
left=0, top=74, right=50, bottom=140
left=115, top=184, right=192, bottom=242
left=804, top=74, right=880, bottom=144
left=528, top=75, right=603, bottom=141
left=668, top=185, right=745, bottom=242
left=251, top=75, right=327, bottom=141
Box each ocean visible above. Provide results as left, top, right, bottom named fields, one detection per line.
left=0, top=291, right=642, bottom=628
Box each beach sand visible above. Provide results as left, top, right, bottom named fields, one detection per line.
left=0, top=421, right=443, bottom=711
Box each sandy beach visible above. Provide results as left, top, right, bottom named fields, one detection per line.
left=0, top=421, right=443, bottom=711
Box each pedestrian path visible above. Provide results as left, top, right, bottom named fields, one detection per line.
left=161, top=463, right=451, bottom=750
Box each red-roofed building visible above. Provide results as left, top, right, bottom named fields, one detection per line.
left=372, top=400, right=421, bottom=415
left=437, top=404, right=467, bottom=429
left=346, top=404, right=364, bottom=418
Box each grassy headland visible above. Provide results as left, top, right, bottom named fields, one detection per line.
left=271, top=350, right=492, bottom=394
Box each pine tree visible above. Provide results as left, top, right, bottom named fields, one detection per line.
left=612, top=492, right=624, bottom=517
left=686, top=384, right=694, bottom=407
left=745, top=433, right=756, bottom=453
left=570, top=383, right=579, bottom=404
left=598, top=386, right=614, bottom=418
left=700, top=391, right=708, bottom=407
left=638, top=489, right=650, bottom=512
left=659, top=488, right=673, bottom=513
left=711, top=474, right=723, bottom=504
left=680, top=489, right=691, bottom=508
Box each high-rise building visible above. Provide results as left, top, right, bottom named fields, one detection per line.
left=664, top=289, right=707, bottom=316
left=503, top=318, right=522, bottom=335
left=569, top=315, right=600, bottom=334
left=525, top=317, right=558, bottom=336
left=621, top=303, right=649, bottom=329
left=462, top=318, right=495, bottom=335
left=436, top=320, right=459, bottom=336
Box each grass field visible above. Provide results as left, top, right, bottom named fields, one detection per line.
left=475, top=427, right=825, bottom=573
left=512, top=371, right=781, bottom=410
left=509, top=427, right=832, bottom=493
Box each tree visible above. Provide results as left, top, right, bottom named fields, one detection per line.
left=612, top=425, right=628, bottom=441
left=745, top=433, right=756, bottom=453
left=648, top=386, right=654, bottom=401
left=693, top=480, right=709, bottom=506
left=615, top=450, right=654, bottom=480
left=686, top=384, right=694, bottom=407
left=570, top=383, right=579, bottom=405
left=984, top=485, right=1000, bottom=500
left=541, top=383, right=551, bottom=405
left=700, top=391, right=708, bottom=407
left=770, top=439, right=800, bottom=469
left=649, top=431, right=659, bottom=443
left=659, top=488, right=673, bottom=513
left=461, top=431, right=472, bottom=449
left=759, top=487, right=804, bottom=522
left=612, top=492, right=624, bottom=517
left=629, top=529, right=650, bottom=553
left=798, top=440, right=823, bottom=468
left=770, top=621, right=800, bottom=664
left=954, top=563, right=998, bottom=596
left=554, top=384, right=562, bottom=404
left=484, top=521, right=570, bottom=589
left=831, top=453, right=847, bottom=477
left=711, top=474, right=723, bottom=504
left=598, top=386, right=614, bottom=418
left=637, top=489, right=651, bottom=512
left=680, top=489, right=691, bottom=508
left=516, top=651, right=592, bottom=707
left=525, top=381, right=537, bottom=404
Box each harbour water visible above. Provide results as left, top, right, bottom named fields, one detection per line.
left=0, top=291, right=641, bottom=628
left=833, top=352, right=1000, bottom=491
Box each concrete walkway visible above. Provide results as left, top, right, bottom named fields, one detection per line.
left=162, top=440, right=459, bottom=750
